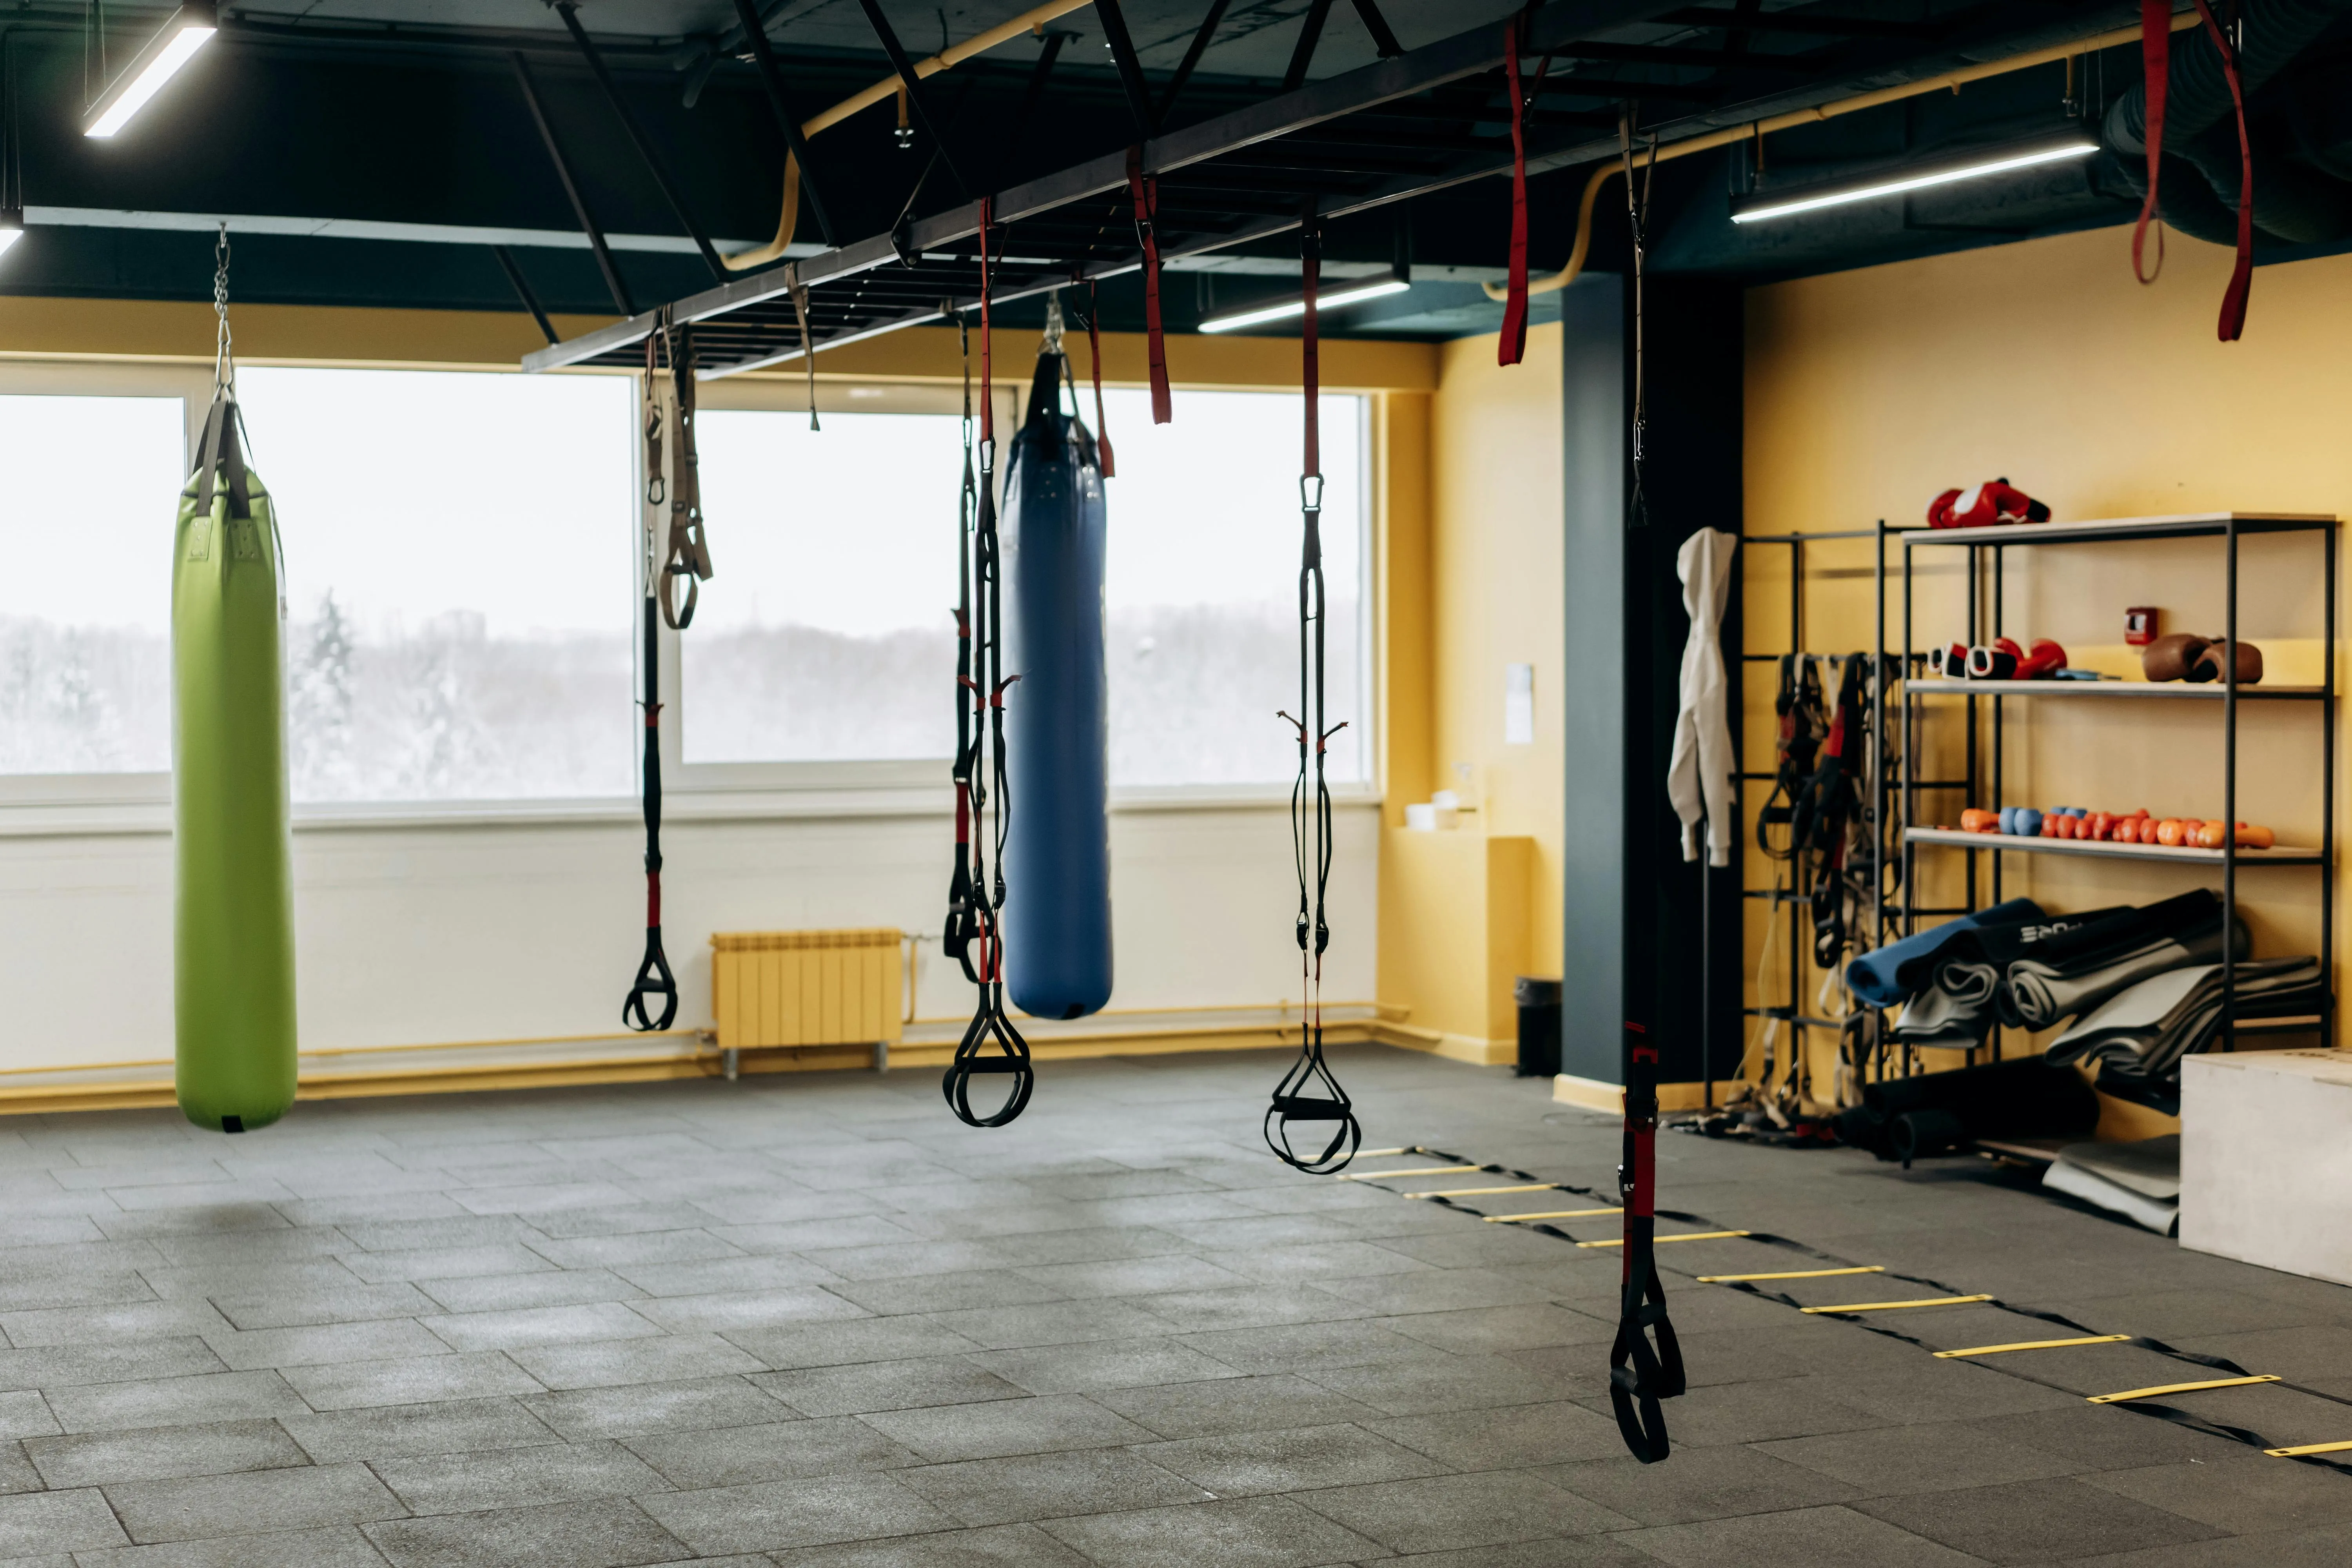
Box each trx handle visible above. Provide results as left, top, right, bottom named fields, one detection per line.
left=1610, top=1021, right=1686, bottom=1463
left=1124, top=145, right=1172, bottom=425
left=623, top=594, right=679, bottom=1033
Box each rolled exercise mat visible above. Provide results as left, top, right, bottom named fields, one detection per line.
left=1002, top=341, right=1113, bottom=1019
left=1834, top=1056, right=2098, bottom=1162
left=173, top=394, right=298, bottom=1132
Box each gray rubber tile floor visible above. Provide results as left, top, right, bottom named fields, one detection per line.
left=0, top=1042, right=2347, bottom=1566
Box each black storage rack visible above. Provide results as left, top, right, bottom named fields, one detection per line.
left=1898, top=512, right=2340, bottom=1057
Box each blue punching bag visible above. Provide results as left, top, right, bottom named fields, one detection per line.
left=1003, top=344, right=1113, bottom=1019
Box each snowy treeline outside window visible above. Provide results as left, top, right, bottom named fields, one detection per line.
left=0, top=393, right=183, bottom=775
left=688, top=388, right=1365, bottom=786
left=237, top=367, right=637, bottom=802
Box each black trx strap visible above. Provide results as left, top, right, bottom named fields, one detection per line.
left=945, top=308, right=982, bottom=983
left=1266, top=223, right=1359, bottom=1176
left=1754, top=654, right=1822, bottom=860
left=625, top=329, right=681, bottom=1033
left=943, top=201, right=1035, bottom=1130
left=1610, top=1021, right=1685, bottom=1461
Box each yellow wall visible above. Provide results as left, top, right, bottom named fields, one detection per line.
left=1745, top=225, right=2348, bottom=1111
left=1373, top=323, right=1567, bottom=1053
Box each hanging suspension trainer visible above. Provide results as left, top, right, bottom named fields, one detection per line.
left=1266, top=220, right=1359, bottom=1176
left=1620, top=111, right=1657, bottom=532
left=1082, top=280, right=1115, bottom=479
left=1498, top=2, right=1549, bottom=367
left=943, top=199, right=1036, bottom=1129
left=1124, top=144, right=1173, bottom=425
left=945, top=306, right=981, bottom=982
left=1609, top=1020, right=1687, bottom=1461
left=622, top=318, right=710, bottom=1034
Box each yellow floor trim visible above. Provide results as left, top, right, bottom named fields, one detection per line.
left=1935, top=1335, right=2132, bottom=1359
left=1483, top=1208, right=1621, bottom=1223
left=2267, top=1439, right=2352, bottom=1457
left=1335, top=1165, right=1479, bottom=1181
left=1577, top=1230, right=1750, bottom=1248
left=1699, top=1266, right=1884, bottom=1283
left=2089, top=1376, right=2279, bottom=1405
left=1405, top=1183, right=1559, bottom=1199
left=1802, top=1294, right=1994, bottom=1314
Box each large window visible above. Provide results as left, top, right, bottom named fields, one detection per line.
left=0, top=392, right=186, bottom=777
left=233, top=367, right=636, bottom=802
left=684, top=385, right=1367, bottom=788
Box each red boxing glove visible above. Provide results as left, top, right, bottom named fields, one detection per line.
left=1927, top=478, right=2053, bottom=529
left=2014, top=638, right=2068, bottom=680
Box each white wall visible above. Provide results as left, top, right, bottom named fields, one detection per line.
left=0, top=798, right=1379, bottom=1069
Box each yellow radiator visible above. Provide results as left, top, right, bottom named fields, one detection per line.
left=711, top=929, right=904, bottom=1050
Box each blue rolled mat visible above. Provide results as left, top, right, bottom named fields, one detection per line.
left=1846, top=897, right=2045, bottom=1007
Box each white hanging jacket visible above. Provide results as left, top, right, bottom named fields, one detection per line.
left=1668, top=527, right=1737, bottom=867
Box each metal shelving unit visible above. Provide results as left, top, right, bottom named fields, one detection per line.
left=1900, top=512, right=2339, bottom=1056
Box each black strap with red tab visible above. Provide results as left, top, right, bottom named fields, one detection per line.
left=1266, top=222, right=1359, bottom=1176
left=2134, top=0, right=2254, bottom=341
left=1125, top=145, right=1173, bottom=425
left=624, top=329, right=680, bottom=1034
left=1610, top=1020, right=1685, bottom=1462
left=946, top=306, right=982, bottom=980
left=944, top=200, right=1035, bottom=1130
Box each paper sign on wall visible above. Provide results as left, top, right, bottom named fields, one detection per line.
left=1504, top=663, right=1534, bottom=745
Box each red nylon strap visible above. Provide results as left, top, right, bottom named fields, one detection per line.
left=954, top=782, right=970, bottom=848
left=1499, top=18, right=1530, bottom=367
left=1125, top=145, right=1172, bottom=424
left=1303, top=244, right=1319, bottom=478
left=646, top=871, right=661, bottom=927
left=2191, top=0, right=2253, bottom=341
left=978, top=200, right=993, bottom=444
left=1086, top=289, right=1116, bottom=478
left=2131, top=0, right=2169, bottom=285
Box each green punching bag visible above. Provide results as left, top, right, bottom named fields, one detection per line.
left=172, top=381, right=297, bottom=1134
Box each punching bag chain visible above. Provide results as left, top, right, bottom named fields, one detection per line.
left=212, top=223, right=236, bottom=398
left=1265, top=221, right=1359, bottom=1176
left=944, top=200, right=1036, bottom=1130
left=624, top=328, right=681, bottom=1034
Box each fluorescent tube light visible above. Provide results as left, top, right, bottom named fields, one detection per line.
left=1730, top=135, right=2099, bottom=225
left=0, top=223, right=20, bottom=260
left=84, top=5, right=219, bottom=140
left=1199, top=276, right=1410, bottom=334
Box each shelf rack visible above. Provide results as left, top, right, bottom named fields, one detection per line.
left=1900, top=512, right=2339, bottom=1057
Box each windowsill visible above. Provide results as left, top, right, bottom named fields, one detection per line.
left=0, top=781, right=1379, bottom=840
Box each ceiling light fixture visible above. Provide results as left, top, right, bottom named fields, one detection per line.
left=84, top=4, right=219, bottom=140
left=1199, top=272, right=1410, bottom=334
left=1729, top=134, right=2099, bottom=225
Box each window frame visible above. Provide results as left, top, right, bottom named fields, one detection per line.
left=668, top=374, right=1380, bottom=807
left=0, top=358, right=1380, bottom=832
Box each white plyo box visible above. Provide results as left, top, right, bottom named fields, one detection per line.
left=2179, top=1049, right=2352, bottom=1285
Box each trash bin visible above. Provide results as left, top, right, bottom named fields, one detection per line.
left=1514, top=976, right=1562, bottom=1078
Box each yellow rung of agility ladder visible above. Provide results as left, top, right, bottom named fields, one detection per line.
left=1406, top=1184, right=1560, bottom=1199
left=1935, top=1335, right=2131, bottom=1359
left=1801, top=1294, right=1994, bottom=1314
left=1483, top=1208, right=1621, bottom=1223
left=2088, top=1375, right=2279, bottom=1405
left=1354, top=1147, right=1423, bottom=1159
left=1577, top=1230, right=1751, bottom=1248
left=1334, top=1165, right=1479, bottom=1181
left=2267, top=1439, right=2352, bottom=1458
left=1699, top=1266, right=1884, bottom=1283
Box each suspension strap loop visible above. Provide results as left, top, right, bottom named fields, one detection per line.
left=946, top=307, right=981, bottom=981
left=2131, top=0, right=2171, bottom=285
left=1500, top=15, right=1531, bottom=366
left=1266, top=221, right=1358, bottom=1176
left=657, top=318, right=715, bottom=630
left=2133, top=1, right=2253, bottom=339
left=1124, top=145, right=1172, bottom=425
left=1609, top=1021, right=1685, bottom=1461
left=944, top=198, right=1036, bottom=1128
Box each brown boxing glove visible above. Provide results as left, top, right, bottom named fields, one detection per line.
left=2190, top=638, right=2263, bottom=685
left=2142, top=632, right=2209, bottom=682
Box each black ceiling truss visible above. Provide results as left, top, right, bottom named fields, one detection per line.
left=524, top=0, right=2145, bottom=378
